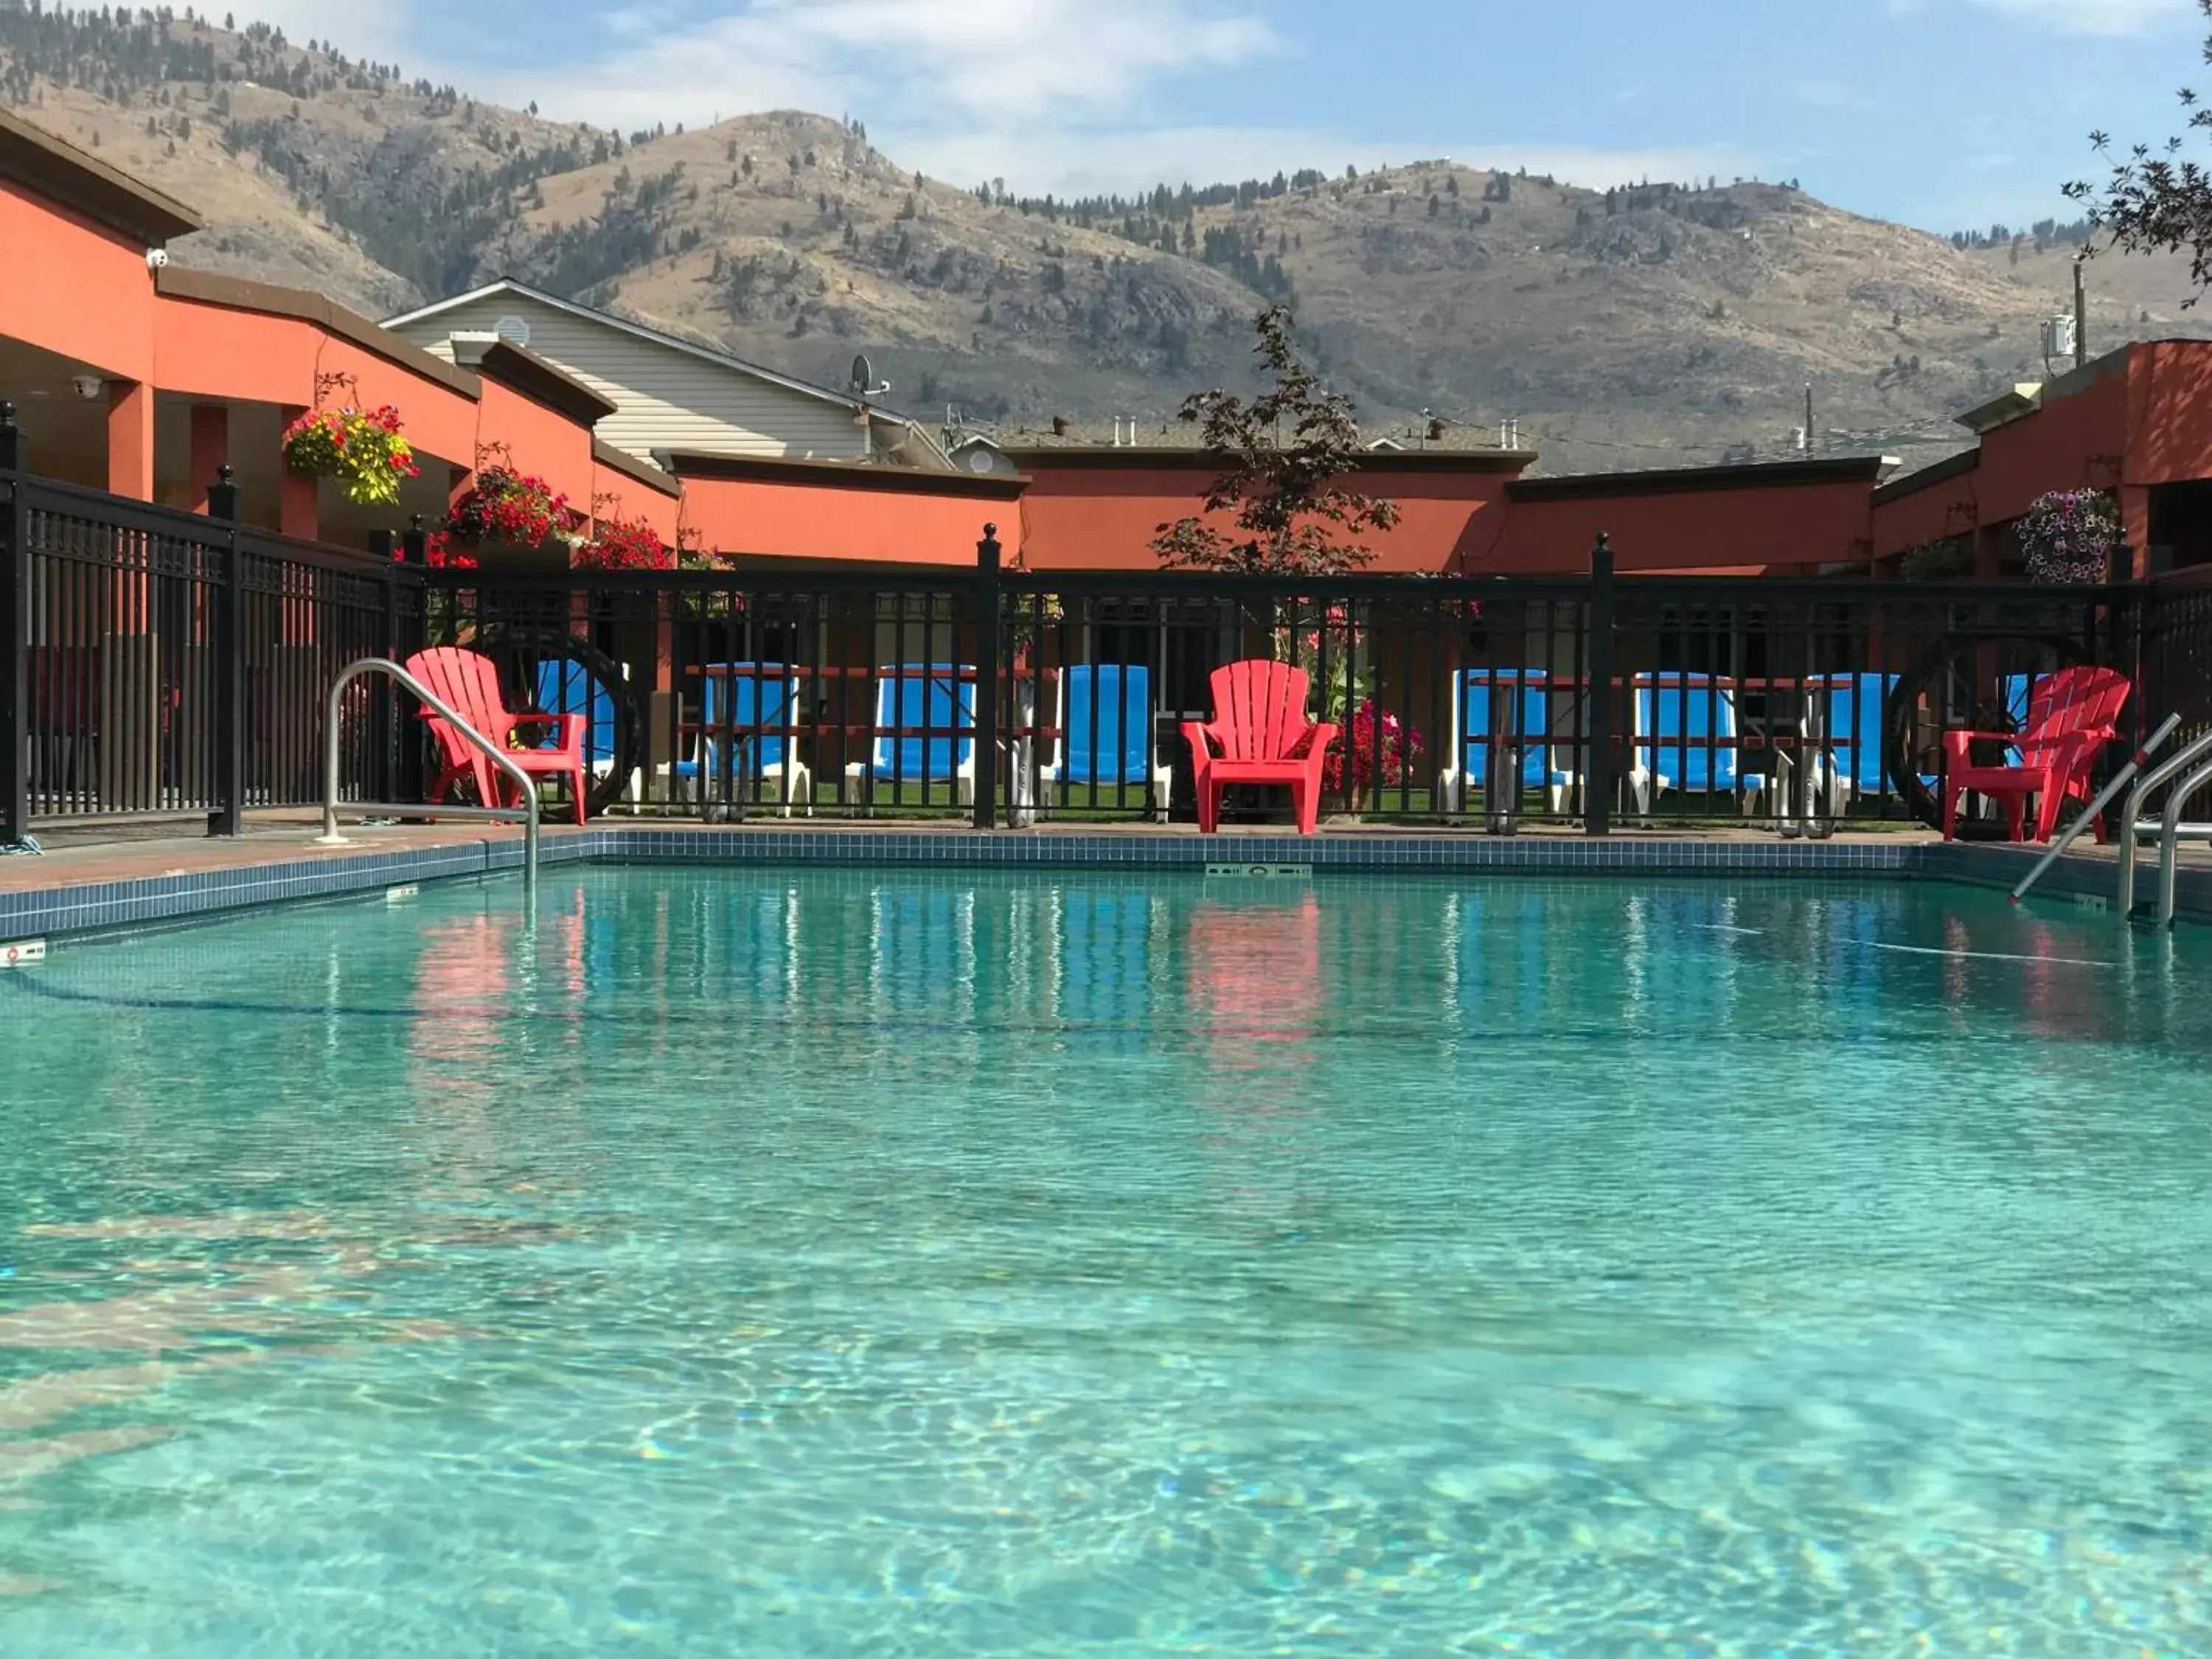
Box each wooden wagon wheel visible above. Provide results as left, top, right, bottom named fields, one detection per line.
left=1885, top=633, right=2093, bottom=835
left=467, top=626, right=645, bottom=820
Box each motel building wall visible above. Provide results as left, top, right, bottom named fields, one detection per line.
left=1871, top=341, right=2212, bottom=581
left=16, top=104, right=2212, bottom=600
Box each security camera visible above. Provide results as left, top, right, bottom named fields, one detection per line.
left=72, top=375, right=104, bottom=401
left=145, top=246, right=170, bottom=270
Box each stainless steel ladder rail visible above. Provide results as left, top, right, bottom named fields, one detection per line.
left=2150, top=747, right=2212, bottom=929
left=2116, top=723, right=2212, bottom=922
left=315, top=656, right=540, bottom=900
left=2011, top=713, right=2181, bottom=903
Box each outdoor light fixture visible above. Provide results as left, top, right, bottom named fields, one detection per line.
left=71, top=375, right=105, bottom=401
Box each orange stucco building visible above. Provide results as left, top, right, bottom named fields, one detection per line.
left=661, top=452, right=1025, bottom=568
left=1872, top=340, right=2212, bottom=580
left=0, top=106, right=672, bottom=553
left=17, top=102, right=2212, bottom=581
left=1003, top=446, right=1529, bottom=574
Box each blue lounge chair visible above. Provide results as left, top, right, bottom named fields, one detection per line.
left=535, top=658, right=636, bottom=805
left=1629, top=673, right=1780, bottom=815
left=2001, top=674, right=2036, bottom=767
left=844, top=664, right=977, bottom=807
left=674, top=665, right=811, bottom=816
left=1806, top=672, right=1896, bottom=810
left=1040, top=665, right=1172, bottom=821
left=1437, top=669, right=1548, bottom=814
left=1056, top=887, right=1158, bottom=1046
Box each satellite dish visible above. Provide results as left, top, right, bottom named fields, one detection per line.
left=493, top=314, right=531, bottom=348
left=849, top=352, right=891, bottom=399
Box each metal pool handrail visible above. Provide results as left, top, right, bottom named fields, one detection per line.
left=2011, top=713, right=2182, bottom=905
left=315, top=656, right=539, bottom=900
left=2149, top=743, right=2212, bottom=928
left=2115, top=722, right=2212, bottom=919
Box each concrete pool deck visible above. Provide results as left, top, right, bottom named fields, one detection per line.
left=1, top=814, right=2208, bottom=939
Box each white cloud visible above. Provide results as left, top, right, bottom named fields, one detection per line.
left=229, top=0, right=414, bottom=61
left=483, top=0, right=1277, bottom=131
left=1961, top=0, right=2191, bottom=35
left=223, top=1, right=1746, bottom=199
left=892, top=126, right=1749, bottom=200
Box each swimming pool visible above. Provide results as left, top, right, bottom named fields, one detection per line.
left=3, top=869, right=2209, bottom=1655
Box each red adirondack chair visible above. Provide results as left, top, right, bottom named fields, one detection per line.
left=1183, top=660, right=1340, bottom=835
left=402, top=647, right=590, bottom=825
left=1941, top=665, right=2130, bottom=843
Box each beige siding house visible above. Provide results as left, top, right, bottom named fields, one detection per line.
left=382, top=279, right=944, bottom=470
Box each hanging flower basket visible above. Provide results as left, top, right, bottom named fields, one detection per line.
left=282, top=405, right=419, bottom=507
left=678, top=549, right=748, bottom=617
left=574, top=517, right=675, bottom=571
left=2018, top=488, right=2121, bottom=585
left=1008, top=592, right=1064, bottom=663
left=444, top=467, right=575, bottom=569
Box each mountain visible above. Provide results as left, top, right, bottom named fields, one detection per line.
left=9, top=7, right=2212, bottom=476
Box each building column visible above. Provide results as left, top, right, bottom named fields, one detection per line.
left=105, top=379, right=154, bottom=501
left=276, top=405, right=319, bottom=541
left=101, top=380, right=159, bottom=810
left=188, top=403, right=229, bottom=515
left=2117, top=482, right=2153, bottom=578
left=1972, top=521, right=2003, bottom=582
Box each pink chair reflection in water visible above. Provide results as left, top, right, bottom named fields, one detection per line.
left=1184, top=893, right=1324, bottom=1073
left=408, top=913, right=515, bottom=1138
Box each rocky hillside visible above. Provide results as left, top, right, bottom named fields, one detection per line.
left=7, top=7, right=2212, bottom=474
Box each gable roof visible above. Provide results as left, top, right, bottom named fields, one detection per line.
left=381, top=278, right=894, bottom=417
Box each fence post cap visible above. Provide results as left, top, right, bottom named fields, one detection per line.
left=0, top=401, right=13, bottom=428
left=216, top=463, right=234, bottom=484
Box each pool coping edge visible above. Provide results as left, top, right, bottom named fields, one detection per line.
left=0, top=831, right=2199, bottom=939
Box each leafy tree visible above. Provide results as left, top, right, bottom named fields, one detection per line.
left=1149, top=306, right=1399, bottom=574
left=2066, top=0, right=2212, bottom=300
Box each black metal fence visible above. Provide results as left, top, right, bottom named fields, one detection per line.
left=8, top=444, right=2209, bottom=844
left=2, top=439, right=420, bottom=842
left=417, top=534, right=2171, bottom=838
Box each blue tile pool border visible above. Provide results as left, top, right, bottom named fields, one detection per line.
left=0, top=829, right=2199, bottom=941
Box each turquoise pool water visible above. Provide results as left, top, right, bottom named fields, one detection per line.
left=2, top=869, right=2210, bottom=1655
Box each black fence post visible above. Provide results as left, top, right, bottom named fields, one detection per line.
left=395, top=515, right=428, bottom=811
left=207, top=465, right=244, bottom=835
left=368, top=529, right=397, bottom=801
left=1, top=404, right=29, bottom=847
left=1585, top=532, right=1616, bottom=836
left=973, top=522, right=1002, bottom=830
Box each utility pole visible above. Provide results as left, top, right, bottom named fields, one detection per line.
left=2073, top=254, right=2088, bottom=372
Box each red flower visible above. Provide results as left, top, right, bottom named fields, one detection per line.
left=1322, top=699, right=1423, bottom=793
left=576, top=517, right=672, bottom=570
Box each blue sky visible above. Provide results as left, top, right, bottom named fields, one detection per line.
left=257, top=0, right=2207, bottom=232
